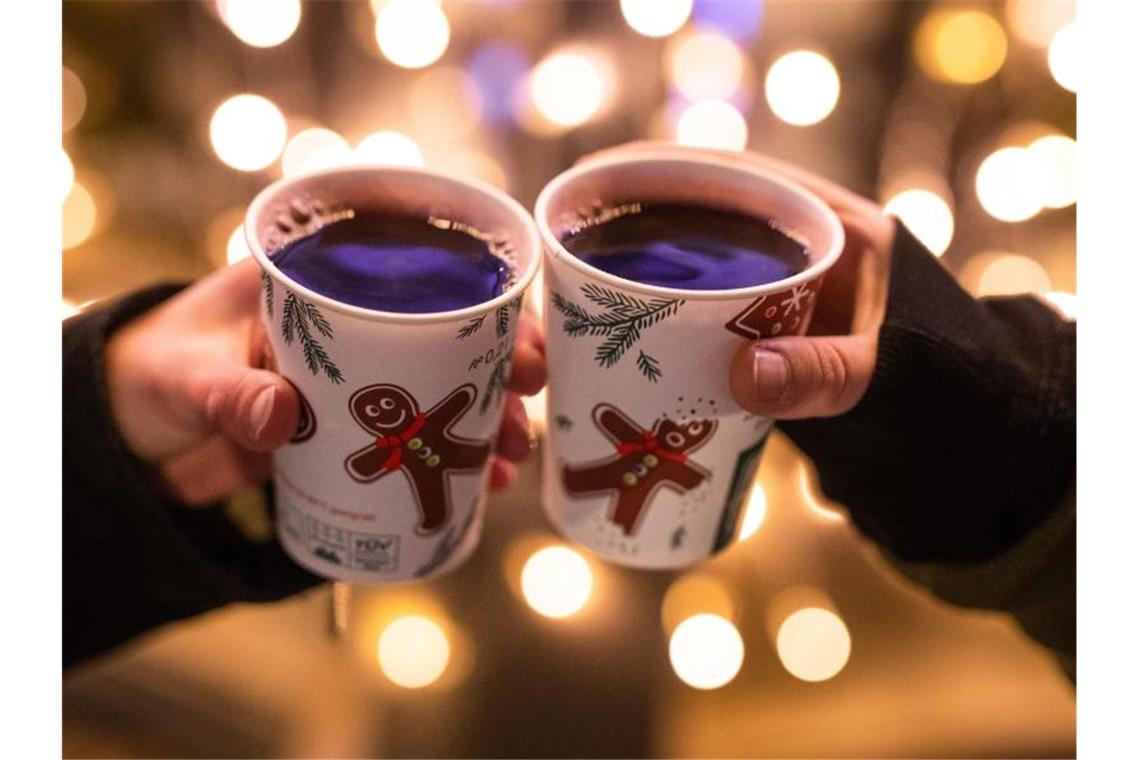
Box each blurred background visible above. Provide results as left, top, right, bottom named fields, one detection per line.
left=61, top=1, right=1076, bottom=757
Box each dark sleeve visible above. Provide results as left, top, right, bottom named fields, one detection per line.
left=63, top=285, right=322, bottom=668
left=778, top=222, right=1075, bottom=674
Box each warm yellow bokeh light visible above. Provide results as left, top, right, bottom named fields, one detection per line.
left=226, top=224, right=250, bottom=265
left=62, top=66, right=86, bottom=133
left=63, top=300, right=81, bottom=320
left=530, top=51, right=606, bottom=128
left=282, top=127, right=353, bottom=177
left=1007, top=0, right=1074, bottom=48
left=63, top=180, right=97, bottom=250
left=217, top=0, right=301, bottom=48
left=975, top=147, right=1047, bottom=223
left=209, top=94, right=287, bottom=172
left=375, top=0, right=450, bottom=69
left=669, top=614, right=745, bottom=690
left=776, top=607, right=851, bottom=682
left=975, top=254, right=1052, bottom=297
left=519, top=388, right=547, bottom=434
left=377, top=615, right=450, bottom=688
left=355, top=130, right=424, bottom=167
left=1028, top=135, right=1076, bottom=209
left=1048, top=23, right=1077, bottom=93
left=765, top=50, right=840, bottom=126
left=915, top=9, right=1007, bottom=85
left=667, top=31, right=745, bottom=101
left=61, top=149, right=74, bottom=202
left=1041, top=291, right=1076, bottom=321
left=737, top=484, right=767, bottom=540
left=883, top=189, right=954, bottom=257
left=676, top=99, right=747, bottom=150
left=521, top=545, right=594, bottom=619
left=620, top=0, right=692, bottom=38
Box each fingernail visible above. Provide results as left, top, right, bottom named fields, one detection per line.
left=751, top=346, right=789, bottom=402
left=250, top=386, right=276, bottom=439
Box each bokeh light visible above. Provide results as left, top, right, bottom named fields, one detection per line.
left=216, top=0, right=301, bottom=48
left=355, top=130, right=424, bottom=166
left=209, top=94, right=287, bottom=172
left=63, top=180, right=97, bottom=250
left=737, top=484, right=767, bottom=540
left=883, top=189, right=954, bottom=257
left=1041, top=291, right=1077, bottom=321
left=915, top=9, right=1007, bottom=85
left=1048, top=23, right=1077, bottom=93
left=1027, top=134, right=1076, bottom=209
left=667, top=31, right=745, bottom=101
left=377, top=615, right=450, bottom=689
left=411, top=67, right=483, bottom=142
left=676, top=99, right=747, bottom=150
left=440, top=149, right=508, bottom=190
left=521, top=545, right=594, bottom=619
left=776, top=607, right=851, bottom=682
left=692, top=0, right=763, bottom=42
left=975, top=147, right=1048, bottom=223
left=467, top=44, right=530, bottom=124
left=61, top=149, right=74, bottom=202
left=798, top=460, right=846, bottom=523
left=620, top=0, right=693, bottom=39
left=669, top=614, right=745, bottom=690
left=226, top=223, right=250, bottom=265
left=375, top=0, right=450, bottom=69
left=62, top=300, right=81, bottom=320
left=1007, top=0, right=1074, bottom=48
left=529, top=51, right=607, bottom=129
left=764, top=50, right=840, bottom=126
left=281, top=127, right=353, bottom=177
left=975, top=253, right=1052, bottom=297
left=62, top=66, right=86, bottom=133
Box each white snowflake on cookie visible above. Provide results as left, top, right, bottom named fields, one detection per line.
left=781, top=283, right=813, bottom=316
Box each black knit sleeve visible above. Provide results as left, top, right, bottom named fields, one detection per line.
left=63, top=285, right=321, bottom=668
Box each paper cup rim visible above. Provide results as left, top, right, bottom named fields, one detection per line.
left=533, top=152, right=846, bottom=301
left=245, top=165, right=542, bottom=324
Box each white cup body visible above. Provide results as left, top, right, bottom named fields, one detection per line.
left=246, top=167, right=539, bottom=583
left=535, top=152, right=844, bottom=569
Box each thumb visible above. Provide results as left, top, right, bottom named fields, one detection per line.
left=728, top=335, right=875, bottom=419
left=189, top=363, right=301, bottom=452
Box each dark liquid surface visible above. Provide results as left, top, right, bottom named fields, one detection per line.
left=562, top=203, right=808, bottom=290
left=270, top=211, right=510, bottom=313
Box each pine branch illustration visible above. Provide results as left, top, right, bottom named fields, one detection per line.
left=291, top=300, right=344, bottom=383
left=580, top=283, right=650, bottom=314
left=480, top=357, right=510, bottom=414
left=261, top=271, right=274, bottom=318
left=510, top=294, right=524, bottom=312
left=637, top=350, right=663, bottom=382
left=595, top=321, right=641, bottom=367
left=551, top=291, right=591, bottom=323
left=456, top=315, right=485, bottom=339
left=495, top=304, right=510, bottom=337
left=302, top=301, right=334, bottom=338
left=281, top=292, right=297, bottom=345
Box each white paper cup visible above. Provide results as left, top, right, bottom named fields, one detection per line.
left=246, top=166, right=540, bottom=583
left=535, top=151, right=844, bottom=569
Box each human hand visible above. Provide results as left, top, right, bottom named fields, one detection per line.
left=106, top=259, right=545, bottom=505
left=579, top=142, right=896, bottom=419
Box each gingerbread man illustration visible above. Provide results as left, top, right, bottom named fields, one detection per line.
left=345, top=383, right=490, bottom=535
left=562, top=404, right=717, bottom=536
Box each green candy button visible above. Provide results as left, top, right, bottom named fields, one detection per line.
left=622, top=472, right=638, bottom=487
left=407, top=438, right=423, bottom=450
left=643, top=454, right=658, bottom=467
left=426, top=455, right=441, bottom=467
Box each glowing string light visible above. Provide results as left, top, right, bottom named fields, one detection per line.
left=669, top=613, right=745, bottom=690
left=354, top=131, right=424, bottom=167
left=217, top=0, right=301, bottom=48
left=209, top=94, right=287, bottom=172
left=621, top=0, right=693, bottom=38
left=776, top=607, right=851, bottom=682
left=883, top=189, right=954, bottom=257
left=975, top=147, right=1048, bottom=223
left=521, top=545, right=594, bottom=619
left=377, top=615, right=450, bottom=688
left=675, top=99, right=747, bottom=150
left=375, top=0, right=450, bottom=69
left=765, top=50, right=840, bottom=126
left=530, top=51, right=607, bottom=128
